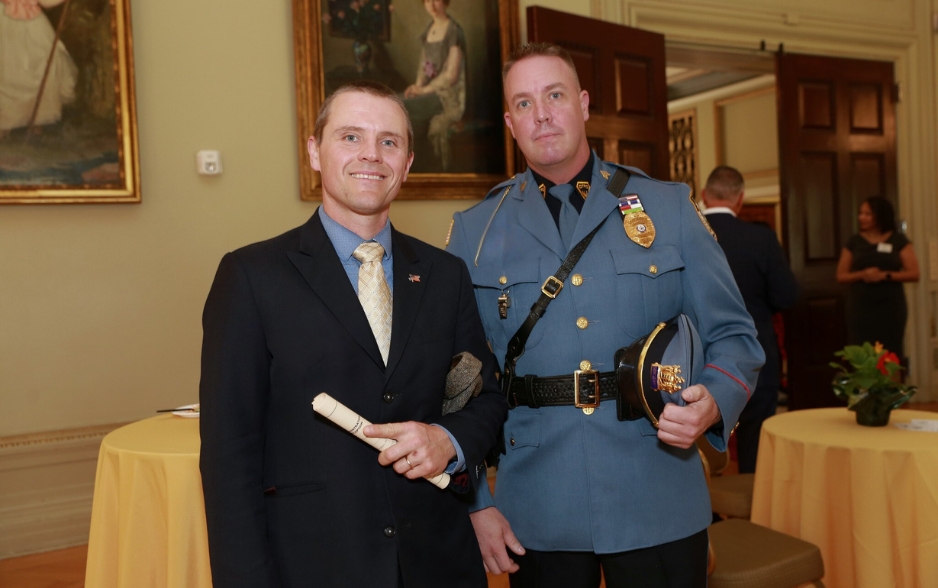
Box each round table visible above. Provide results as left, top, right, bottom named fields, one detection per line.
left=751, top=407, right=938, bottom=588
left=85, top=415, right=212, bottom=588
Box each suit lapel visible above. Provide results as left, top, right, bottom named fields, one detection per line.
left=385, top=229, right=431, bottom=381
left=287, top=211, right=385, bottom=369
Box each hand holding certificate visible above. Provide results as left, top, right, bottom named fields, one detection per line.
left=312, top=393, right=451, bottom=489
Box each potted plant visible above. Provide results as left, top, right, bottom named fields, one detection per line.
left=830, top=342, right=916, bottom=426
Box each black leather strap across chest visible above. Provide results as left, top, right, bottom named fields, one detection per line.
left=502, top=168, right=632, bottom=407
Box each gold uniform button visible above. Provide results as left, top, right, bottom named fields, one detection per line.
left=649, top=265, right=658, bottom=274
left=571, top=274, right=584, bottom=286
left=576, top=317, right=589, bottom=329
left=499, top=276, right=508, bottom=285
left=579, top=360, right=592, bottom=371
left=509, top=437, right=516, bottom=446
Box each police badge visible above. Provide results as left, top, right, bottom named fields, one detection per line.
left=618, top=193, right=655, bottom=248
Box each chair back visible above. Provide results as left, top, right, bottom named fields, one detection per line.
left=696, top=436, right=730, bottom=475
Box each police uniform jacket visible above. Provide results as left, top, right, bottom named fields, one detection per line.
left=446, top=157, right=764, bottom=554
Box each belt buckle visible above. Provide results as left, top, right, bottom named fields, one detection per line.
left=573, top=369, right=600, bottom=412
left=541, top=276, right=564, bottom=299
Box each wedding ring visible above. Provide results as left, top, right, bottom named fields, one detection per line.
left=405, top=457, right=413, bottom=467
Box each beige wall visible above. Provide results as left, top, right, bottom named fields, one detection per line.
left=668, top=75, right=778, bottom=200
left=1, top=0, right=936, bottom=437
left=0, top=1, right=472, bottom=437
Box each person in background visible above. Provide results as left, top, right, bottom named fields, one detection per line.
left=402, top=0, right=466, bottom=171
left=446, top=43, right=763, bottom=588
left=836, top=195, right=920, bottom=363
left=199, top=80, right=505, bottom=588
left=701, top=165, right=798, bottom=474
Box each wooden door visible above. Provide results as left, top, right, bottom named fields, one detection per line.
left=777, top=53, right=897, bottom=409
left=526, top=7, right=670, bottom=181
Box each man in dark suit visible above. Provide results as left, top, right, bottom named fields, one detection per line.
left=702, top=165, right=798, bottom=473
left=199, top=80, right=506, bottom=588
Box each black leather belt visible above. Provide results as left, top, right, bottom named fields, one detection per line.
left=507, top=370, right=618, bottom=408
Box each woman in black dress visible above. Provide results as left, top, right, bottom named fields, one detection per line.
left=836, top=196, right=920, bottom=360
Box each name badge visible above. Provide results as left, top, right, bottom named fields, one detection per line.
left=877, top=242, right=893, bottom=253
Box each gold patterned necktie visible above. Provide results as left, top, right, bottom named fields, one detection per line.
left=352, top=241, right=392, bottom=365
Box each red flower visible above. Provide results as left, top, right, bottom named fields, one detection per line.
left=877, top=351, right=900, bottom=375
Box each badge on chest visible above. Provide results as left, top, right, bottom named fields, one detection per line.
left=618, top=193, right=655, bottom=248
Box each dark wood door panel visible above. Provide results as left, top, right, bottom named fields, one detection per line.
left=778, top=52, right=897, bottom=410
left=613, top=56, right=654, bottom=117
left=617, top=141, right=655, bottom=175
left=799, top=152, right=840, bottom=261
left=527, top=6, right=669, bottom=180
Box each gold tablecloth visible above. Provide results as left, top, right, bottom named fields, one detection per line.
left=85, top=415, right=212, bottom=588
left=751, top=408, right=938, bottom=588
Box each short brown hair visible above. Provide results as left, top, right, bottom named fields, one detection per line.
left=704, top=166, right=745, bottom=202
left=313, top=80, right=414, bottom=154
left=502, top=42, right=580, bottom=89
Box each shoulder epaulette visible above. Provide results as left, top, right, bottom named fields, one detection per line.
left=483, top=174, right=519, bottom=200
left=602, top=161, right=688, bottom=189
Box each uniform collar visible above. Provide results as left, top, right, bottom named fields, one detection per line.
left=529, top=151, right=595, bottom=195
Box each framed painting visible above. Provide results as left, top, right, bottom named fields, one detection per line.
left=292, top=0, right=520, bottom=200
left=0, top=0, right=139, bottom=205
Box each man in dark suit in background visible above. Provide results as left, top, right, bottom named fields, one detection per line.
left=702, top=165, right=799, bottom=473
left=199, top=80, right=506, bottom=588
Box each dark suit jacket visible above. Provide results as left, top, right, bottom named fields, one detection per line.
left=199, top=210, right=506, bottom=588
left=705, top=212, right=798, bottom=390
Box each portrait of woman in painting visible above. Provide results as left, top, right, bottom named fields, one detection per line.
left=320, top=0, right=506, bottom=176
left=0, top=0, right=77, bottom=139
left=0, top=0, right=125, bottom=189
left=402, top=0, right=466, bottom=172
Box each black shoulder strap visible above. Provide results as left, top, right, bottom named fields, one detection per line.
left=606, top=167, right=631, bottom=198
left=502, top=168, right=632, bottom=386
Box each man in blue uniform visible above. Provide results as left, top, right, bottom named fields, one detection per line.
left=446, top=43, right=764, bottom=587
left=701, top=166, right=798, bottom=474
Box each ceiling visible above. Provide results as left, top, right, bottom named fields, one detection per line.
left=665, top=45, right=775, bottom=101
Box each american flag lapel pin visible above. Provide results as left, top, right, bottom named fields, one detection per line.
left=408, top=274, right=421, bottom=283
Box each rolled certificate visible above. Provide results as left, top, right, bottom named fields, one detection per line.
left=312, top=393, right=450, bottom=490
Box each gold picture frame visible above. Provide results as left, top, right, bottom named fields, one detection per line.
left=0, top=0, right=140, bottom=205
left=292, top=0, right=520, bottom=200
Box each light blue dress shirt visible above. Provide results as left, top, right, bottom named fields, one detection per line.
left=318, top=207, right=464, bottom=473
